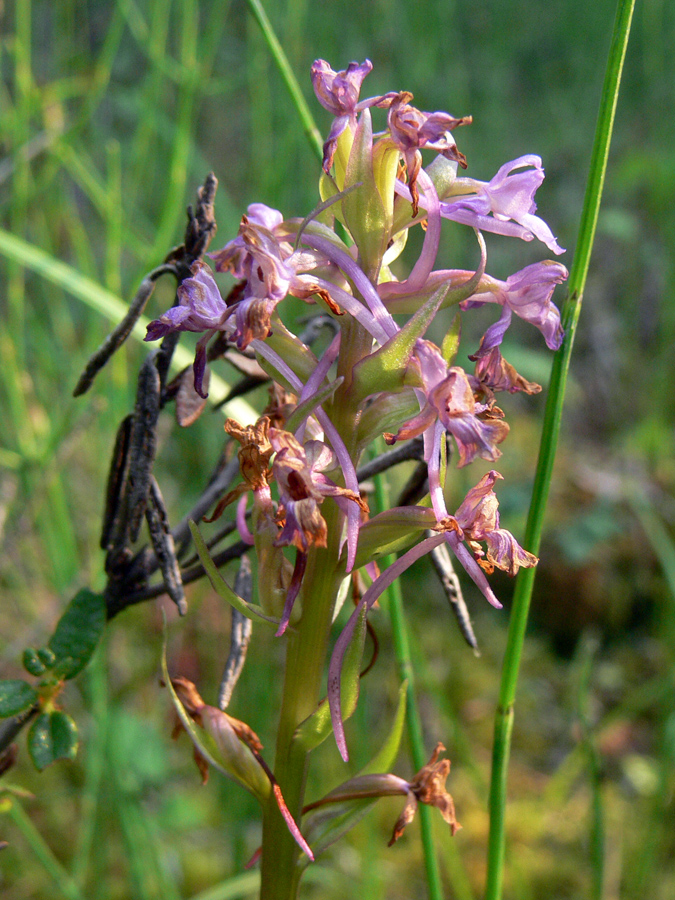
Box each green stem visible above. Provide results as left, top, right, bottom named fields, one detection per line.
left=8, top=802, right=86, bottom=900
left=485, top=1, right=635, bottom=898
left=245, top=0, right=324, bottom=165
left=260, top=522, right=345, bottom=900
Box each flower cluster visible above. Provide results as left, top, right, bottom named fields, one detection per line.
left=146, top=60, right=567, bottom=772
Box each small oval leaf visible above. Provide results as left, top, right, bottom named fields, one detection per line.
left=28, top=712, right=79, bottom=771
left=0, top=680, right=38, bottom=718
left=48, top=589, right=106, bottom=680
left=22, top=649, right=47, bottom=677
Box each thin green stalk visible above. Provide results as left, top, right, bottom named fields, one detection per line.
left=7, top=802, right=86, bottom=900
left=374, top=472, right=444, bottom=900
left=245, top=0, right=323, bottom=165
left=485, top=2, right=636, bottom=898
left=71, top=640, right=109, bottom=887
left=148, top=0, right=199, bottom=263
left=575, top=633, right=605, bottom=900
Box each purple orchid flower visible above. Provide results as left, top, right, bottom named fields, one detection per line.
left=440, top=155, right=565, bottom=255
left=462, top=259, right=569, bottom=357
left=311, top=59, right=395, bottom=172
left=385, top=340, right=509, bottom=468
left=328, top=468, right=536, bottom=758
left=269, top=430, right=366, bottom=636
left=386, top=92, right=471, bottom=216
left=144, top=260, right=232, bottom=398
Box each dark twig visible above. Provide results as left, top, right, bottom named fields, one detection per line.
left=428, top=536, right=479, bottom=652
left=127, top=352, right=162, bottom=542
left=218, top=555, right=253, bottom=710
left=397, top=461, right=429, bottom=507
left=100, top=415, right=133, bottom=553
left=74, top=173, right=219, bottom=397
left=72, top=264, right=176, bottom=397
left=146, top=476, right=187, bottom=615
left=0, top=705, right=39, bottom=757
left=105, top=538, right=250, bottom=619
left=356, top=438, right=424, bottom=484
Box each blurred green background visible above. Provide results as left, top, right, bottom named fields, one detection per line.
left=1, top=0, right=674, bottom=898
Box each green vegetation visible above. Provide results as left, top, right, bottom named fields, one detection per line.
left=1, top=1, right=674, bottom=898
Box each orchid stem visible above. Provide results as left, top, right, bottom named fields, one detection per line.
left=485, top=1, right=636, bottom=898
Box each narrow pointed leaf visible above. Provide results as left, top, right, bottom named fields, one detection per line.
left=161, top=628, right=270, bottom=801
left=354, top=506, right=437, bottom=570
left=284, top=377, right=344, bottom=434
left=342, top=109, right=388, bottom=273
left=301, top=682, right=407, bottom=861
left=188, top=521, right=279, bottom=627
left=353, top=281, right=451, bottom=398
left=294, top=607, right=367, bottom=752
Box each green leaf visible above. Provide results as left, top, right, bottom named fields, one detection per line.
left=0, top=680, right=38, bottom=718
left=22, top=649, right=47, bottom=677
left=301, top=682, right=407, bottom=861
left=354, top=506, right=437, bottom=570
left=188, top=522, right=279, bottom=627
left=359, top=679, right=408, bottom=775
left=355, top=389, right=420, bottom=451
left=294, top=607, right=367, bottom=753
left=28, top=712, right=79, bottom=771
left=261, top=315, right=320, bottom=386
left=352, top=280, right=452, bottom=399
left=48, top=589, right=106, bottom=680
left=284, top=377, right=344, bottom=434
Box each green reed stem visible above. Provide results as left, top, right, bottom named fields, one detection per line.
left=485, top=1, right=636, bottom=898
left=245, top=0, right=324, bottom=165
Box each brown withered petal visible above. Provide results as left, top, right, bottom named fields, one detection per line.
left=193, top=746, right=210, bottom=785
left=176, top=365, right=210, bottom=426
left=171, top=676, right=205, bottom=717
left=409, top=742, right=461, bottom=836
left=388, top=793, right=419, bottom=846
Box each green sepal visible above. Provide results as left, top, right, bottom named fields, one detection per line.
left=284, top=377, right=344, bottom=435
left=0, top=680, right=38, bottom=718
left=372, top=138, right=400, bottom=232
left=342, top=109, right=388, bottom=276
left=48, top=589, right=106, bottom=680
left=293, top=606, right=367, bottom=753
left=301, top=681, right=407, bottom=862
left=28, top=711, right=79, bottom=771
left=441, top=311, right=462, bottom=365
left=188, top=521, right=279, bottom=627
left=161, top=623, right=270, bottom=802
left=354, top=506, right=437, bottom=570
left=258, top=315, right=319, bottom=388
left=352, top=281, right=452, bottom=399
left=355, top=389, right=420, bottom=451
left=22, top=649, right=47, bottom=677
